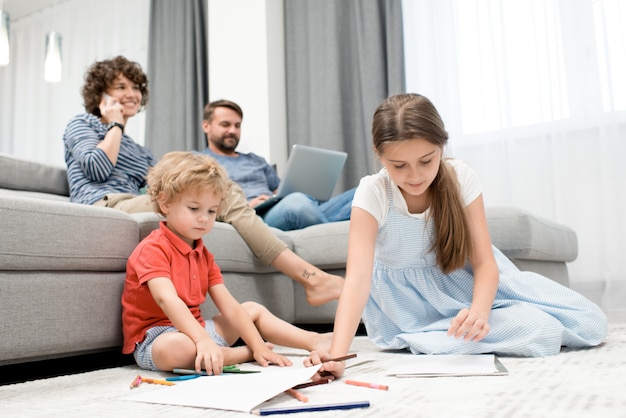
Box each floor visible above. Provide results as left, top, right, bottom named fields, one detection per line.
left=0, top=323, right=345, bottom=386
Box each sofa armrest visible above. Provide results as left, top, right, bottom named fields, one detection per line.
left=131, top=212, right=294, bottom=273
left=486, top=206, right=577, bottom=263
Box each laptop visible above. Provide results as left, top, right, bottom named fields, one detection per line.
left=254, top=144, right=348, bottom=214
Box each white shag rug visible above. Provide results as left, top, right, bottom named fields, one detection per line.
left=1, top=324, right=625, bottom=418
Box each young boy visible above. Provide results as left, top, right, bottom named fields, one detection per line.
left=121, top=151, right=331, bottom=373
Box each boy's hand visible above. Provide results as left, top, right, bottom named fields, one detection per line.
left=252, top=346, right=293, bottom=368
left=195, top=338, right=224, bottom=375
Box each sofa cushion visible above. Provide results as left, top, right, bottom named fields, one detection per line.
left=0, top=195, right=139, bottom=271
left=486, top=207, right=578, bottom=262
left=0, top=153, right=69, bottom=196
left=289, top=221, right=349, bottom=269
left=132, top=212, right=294, bottom=273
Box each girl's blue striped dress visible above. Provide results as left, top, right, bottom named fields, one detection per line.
left=361, top=180, right=608, bottom=357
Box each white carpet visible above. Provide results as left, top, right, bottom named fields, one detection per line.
left=1, top=323, right=625, bottom=418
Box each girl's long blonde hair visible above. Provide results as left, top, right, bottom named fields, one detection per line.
left=371, top=93, right=472, bottom=273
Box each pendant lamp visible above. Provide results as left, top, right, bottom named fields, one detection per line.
left=0, top=10, right=9, bottom=66
left=44, top=31, right=62, bottom=82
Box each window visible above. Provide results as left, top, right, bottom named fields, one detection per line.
left=403, top=0, right=626, bottom=136
left=593, top=0, right=626, bottom=112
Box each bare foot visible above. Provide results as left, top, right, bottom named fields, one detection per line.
left=310, top=332, right=334, bottom=354
left=303, top=270, right=344, bottom=306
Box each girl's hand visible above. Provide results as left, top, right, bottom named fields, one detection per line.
left=252, top=346, right=293, bottom=368
left=195, top=338, right=224, bottom=375
left=447, top=308, right=490, bottom=342
left=303, top=351, right=344, bottom=381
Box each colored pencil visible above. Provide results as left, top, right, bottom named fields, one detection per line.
left=285, top=388, right=309, bottom=403
left=291, top=378, right=332, bottom=390
left=344, top=379, right=389, bottom=391
left=129, top=374, right=142, bottom=389
left=326, top=353, right=357, bottom=362
left=251, top=400, right=370, bottom=415
left=166, top=374, right=201, bottom=381
left=172, top=366, right=259, bottom=375
left=318, top=353, right=358, bottom=377
left=140, top=377, right=175, bottom=386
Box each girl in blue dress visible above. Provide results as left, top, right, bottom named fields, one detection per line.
left=306, top=93, right=607, bottom=379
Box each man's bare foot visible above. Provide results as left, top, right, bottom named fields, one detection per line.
left=302, top=270, right=344, bottom=306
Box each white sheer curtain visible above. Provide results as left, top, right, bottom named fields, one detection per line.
left=0, top=0, right=149, bottom=168
left=403, top=0, right=626, bottom=319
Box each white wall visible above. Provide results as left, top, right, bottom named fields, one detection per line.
left=0, top=0, right=286, bottom=170
left=0, top=0, right=149, bottom=167
left=207, top=0, right=288, bottom=173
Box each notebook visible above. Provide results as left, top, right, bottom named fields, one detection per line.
left=254, top=144, right=348, bottom=214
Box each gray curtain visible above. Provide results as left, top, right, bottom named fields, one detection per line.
left=284, top=0, right=405, bottom=191
left=145, top=0, right=208, bottom=160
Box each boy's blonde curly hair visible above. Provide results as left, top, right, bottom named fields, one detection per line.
left=146, top=151, right=232, bottom=216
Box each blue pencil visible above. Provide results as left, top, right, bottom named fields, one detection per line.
left=251, top=400, right=370, bottom=415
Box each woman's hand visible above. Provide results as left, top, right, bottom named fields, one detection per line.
left=303, top=351, right=344, bottom=381
left=447, top=308, right=490, bottom=342
left=195, top=337, right=224, bottom=375
left=99, top=93, right=124, bottom=125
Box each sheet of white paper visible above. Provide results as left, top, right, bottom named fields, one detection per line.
left=123, top=364, right=321, bottom=412
left=387, top=354, right=497, bottom=377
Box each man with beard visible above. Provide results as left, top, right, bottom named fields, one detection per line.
left=200, top=99, right=355, bottom=231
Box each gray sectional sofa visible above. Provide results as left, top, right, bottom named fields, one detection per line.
left=0, top=153, right=578, bottom=366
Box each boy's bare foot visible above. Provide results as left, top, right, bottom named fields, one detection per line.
left=310, top=332, right=334, bottom=354
left=303, top=270, right=344, bottom=306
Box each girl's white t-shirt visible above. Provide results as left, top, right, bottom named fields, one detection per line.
left=352, top=158, right=482, bottom=224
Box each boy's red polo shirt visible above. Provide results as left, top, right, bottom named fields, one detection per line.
left=121, top=221, right=224, bottom=354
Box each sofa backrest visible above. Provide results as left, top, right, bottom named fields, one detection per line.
left=0, top=153, right=69, bottom=196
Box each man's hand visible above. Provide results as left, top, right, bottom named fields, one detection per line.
left=248, top=194, right=272, bottom=208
